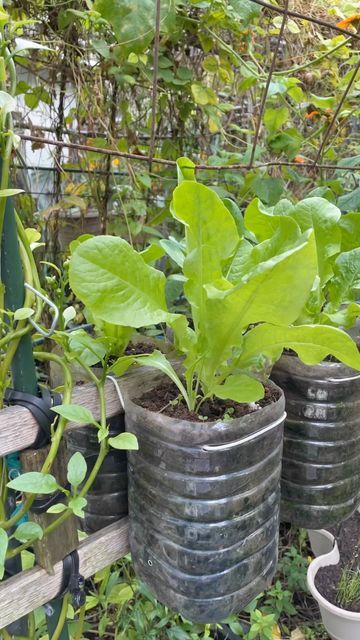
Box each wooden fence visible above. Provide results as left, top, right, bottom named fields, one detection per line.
left=0, top=367, right=164, bottom=627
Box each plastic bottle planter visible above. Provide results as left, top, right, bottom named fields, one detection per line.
left=125, top=382, right=286, bottom=623
left=272, top=355, right=360, bottom=529
left=307, top=541, right=360, bottom=640
left=65, top=414, right=128, bottom=533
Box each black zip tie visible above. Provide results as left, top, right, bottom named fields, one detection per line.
left=31, top=483, right=71, bottom=514
left=5, top=388, right=62, bottom=449
left=54, top=550, right=85, bottom=608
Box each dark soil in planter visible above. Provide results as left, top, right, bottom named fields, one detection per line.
left=135, top=380, right=280, bottom=421
left=124, top=341, right=156, bottom=355
left=315, top=512, right=360, bottom=613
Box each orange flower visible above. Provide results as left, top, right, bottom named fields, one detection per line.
left=294, top=156, right=306, bottom=164
left=305, top=110, right=320, bottom=119
left=336, top=14, right=360, bottom=30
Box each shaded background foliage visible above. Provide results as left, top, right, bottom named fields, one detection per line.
left=6, top=0, right=360, bottom=257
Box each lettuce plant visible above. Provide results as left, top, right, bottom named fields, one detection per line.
left=245, top=197, right=360, bottom=329
left=69, top=166, right=360, bottom=413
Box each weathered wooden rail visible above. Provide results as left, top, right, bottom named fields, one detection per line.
left=0, top=367, right=164, bottom=627
left=0, top=367, right=164, bottom=456
left=0, top=518, right=129, bottom=627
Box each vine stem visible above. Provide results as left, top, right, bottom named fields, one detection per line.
left=5, top=355, right=110, bottom=557
left=74, top=603, right=86, bottom=640
left=148, top=0, right=161, bottom=171
left=5, top=429, right=110, bottom=559
left=0, top=351, right=73, bottom=530
left=273, top=36, right=353, bottom=76
left=49, top=593, right=70, bottom=640
left=248, top=0, right=289, bottom=169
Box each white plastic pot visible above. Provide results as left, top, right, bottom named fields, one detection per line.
left=308, top=529, right=335, bottom=557
left=307, top=540, right=360, bottom=640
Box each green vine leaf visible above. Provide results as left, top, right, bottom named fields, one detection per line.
left=13, top=522, right=43, bottom=542
left=68, top=496, right=87, bottom=518
left=52, top=403, right=96, bottom=425
left=67, top=452, right=87, bottom=488
left=14, top=307, right=34, bottom=321
left=108, top=432, right=139, bottom=451
left=7, top=472, right=58, bottom=494
left=47, top=503, right=68, bottom=514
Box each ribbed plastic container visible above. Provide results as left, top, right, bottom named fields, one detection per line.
left=65, top=414, right=128, bottom=533
left=273, top=355, right=360, bottom=529
left=125, top=382, right=286, bottom=623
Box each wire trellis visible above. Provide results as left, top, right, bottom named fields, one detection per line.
left=19, top=133, right=360, bottom=173
left=18, top=0, right=360, bottom=175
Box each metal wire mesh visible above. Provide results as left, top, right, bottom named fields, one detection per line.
left=18, top=1, right=360, bottom=174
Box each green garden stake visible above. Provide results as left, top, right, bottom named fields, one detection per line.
left=1, top=191, right=69, bottom=639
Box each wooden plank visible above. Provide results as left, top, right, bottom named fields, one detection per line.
left=20, top=443, right=78, bottom=573
left=0, top=518, right=129, bottom=627
left=0, top=367, right=165, bottom=457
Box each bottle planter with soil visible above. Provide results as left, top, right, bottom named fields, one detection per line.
left=125, top=381, right=285, bottom=622
left=308, top=512, right=360, bottom=640
left=245, top=199, right=360, bottom=530
left=69, top=163, right=360, bottom=622
left=273, top=355, right=360, bottom=529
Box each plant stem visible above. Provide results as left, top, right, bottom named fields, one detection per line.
left=74, top=604, right=86, bottom=640
left=4, top=46, right=16, bottom=95
left=15, top=211, right=43, bottom=302
left=28, top=611, right=36, bottom=638
left=49, top=593, right=70, bottom=640
left=5, top=429, right=110, bottom=559
left=5, top=355, right=109, bottom=555
left=0, top=351, right=73, bottom=530
left=273, top=37, right=352, bottom=76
